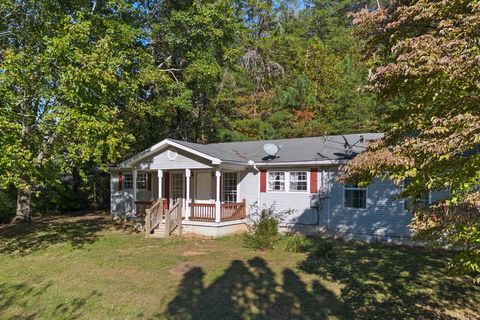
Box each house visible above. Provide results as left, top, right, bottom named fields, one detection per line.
left=109, top=133, right=449, bottom=241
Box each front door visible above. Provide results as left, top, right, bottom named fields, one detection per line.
left=195, top=172, right=213, bottom=203
left=170, top=172, right=184, bottom=208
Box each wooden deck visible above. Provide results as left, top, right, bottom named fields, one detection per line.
left=189, top=200, right=247, bottom=222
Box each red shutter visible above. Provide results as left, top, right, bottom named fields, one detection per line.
left=310, top=169, right=318, bottom=193
left=118, top=172, right=123, bottom=191
left=147, top=172, right=152, bottom=191
left=260, top=170, right=267, bottom=193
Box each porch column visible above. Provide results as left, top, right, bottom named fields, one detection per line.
left=215, top=170, right=221, bottom=223
left=133, top=169, right=137, bottom=215
left=157, top=169, right=163, bottom=200
left=185, top=169, right=191, bottom=220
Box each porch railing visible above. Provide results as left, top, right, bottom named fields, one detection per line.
left=189, top=203, right=216, bottom=221
left=136, top=200, right=154, bottom=216
left=165, top=198, right=182, bottom=238
left=221, top=199, right=247, bottom=221
left=145, top=199, right=164, bottom=236
left=136, top=199, right=167, bottom=217
left=189, top=199, right=246, bottom=222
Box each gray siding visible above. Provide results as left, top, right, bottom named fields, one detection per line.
left=255, top=167, right=414, bottom=239
left=110, top=170, right=157, bottom=217
left=239, top=169, right=259, bottom=210
left=110, top=152, right=447, bottom=241
left=134, top=148, right=212, bottom=170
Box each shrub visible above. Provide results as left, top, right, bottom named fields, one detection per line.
left=310, top=240, right=335, bottom=257
left=284, top=234, right=312, bottom=253
left=243, top=203, right=292, bottom=250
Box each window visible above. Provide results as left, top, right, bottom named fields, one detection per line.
left=137, top=173, right=147, bottom=190
left=223, top=172, right=238, bottom=203
left=289, top=171, right=308, bottom=192
left=403, top=178, right=429, bottom=210
left=344, top=184, right=367, bottom=209
left=171, top=173, right=183, bottom=202
left=268, top=171, right=285, bottom=191
left=123, top=173, right=133, bottom=189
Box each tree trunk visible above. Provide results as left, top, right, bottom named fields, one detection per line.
left=13, top=188, right=32, bottom=223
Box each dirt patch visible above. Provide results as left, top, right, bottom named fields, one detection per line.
left=181, top=251, right=206, bottom=257
left=169, top=263, right=198, bottom=276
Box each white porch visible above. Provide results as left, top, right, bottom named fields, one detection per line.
left=131, top=168, right=246, bottom=224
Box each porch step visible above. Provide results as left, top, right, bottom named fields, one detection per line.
left=152, top=224, right=166, bottom=237
left=149, top=223, right=180, bottom=238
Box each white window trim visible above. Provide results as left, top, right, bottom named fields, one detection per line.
left=136, top=172, right=148, bottom=190
left=267, top=171, right=287, bottom=192
left=123, top=173, right=134, bottom=190
left=266, top=170, right=310, bottom=194
left=222, top=171, right=240, bottom=203
left=288, top=170, right=310, bottom=193
left=343, top=184, right=368, bottom=210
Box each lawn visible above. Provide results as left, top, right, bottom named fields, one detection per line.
left=0, top=213, right=478, bottom=320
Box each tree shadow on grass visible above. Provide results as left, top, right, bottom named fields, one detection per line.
left=0, top=280, right=101, bottom=319
left=0, top=213, right=112, bottom=255
left=163, top=257, right=347, bottom=320
left=298, top=241, right=480, bottom=320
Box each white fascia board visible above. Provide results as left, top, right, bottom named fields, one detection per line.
left=255, top=160, right=347, bottom=167
left=113, top=139, right=222, bottom=169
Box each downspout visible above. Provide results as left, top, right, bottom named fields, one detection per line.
left=248, top=160, right=260, bottom=206
left=327, top=168, right=332, bottom=230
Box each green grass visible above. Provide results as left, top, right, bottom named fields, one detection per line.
left=0, top=213, right=479, bottom=319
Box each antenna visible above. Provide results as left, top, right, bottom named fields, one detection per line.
left=263, top=143, right=280, bottom=157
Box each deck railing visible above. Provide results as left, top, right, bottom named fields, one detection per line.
left=165, top=198, right=182, bottom=238
left=189, top=200, right=246, bottom=222
left=136, top=200, right=154, bottom=216
left=189, top=203, right=216, bottom=221
left=221, top=199, right=247, bottom=221
left=145, top=199, right=164, bottom=236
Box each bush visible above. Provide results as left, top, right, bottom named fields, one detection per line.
left=284, top=235, right=312, bottom=253
left=310, top=240, right=335, bottom=257
left=243, top=203, right=291, bottom=250
left=0, top=187, right=17, bottom=224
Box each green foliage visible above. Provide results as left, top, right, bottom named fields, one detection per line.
left=244, top=203, right=290, bottom=250
left=0, top=188, right=16, bottom=224
left=0, top=0, right=150, bottom=219
left=283, top=234, right=313, bottom=253
left=343, top=0, right=480, bottom=282
left=310, top=240, right=335, bottom=258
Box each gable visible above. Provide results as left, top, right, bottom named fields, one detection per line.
left=133, top=147, right=213, bottom=170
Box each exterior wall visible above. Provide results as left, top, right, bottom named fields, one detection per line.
left=239, top=169, right=260, bottom=210
left=110, top=170, right=157, bottom=218
left=110, top=151, right=452, bottom=241
left=110, top=173, right=134, bottom=218
left=322, top=169, right=412, bottom=240
left=257, top=166, right=415, bottom=241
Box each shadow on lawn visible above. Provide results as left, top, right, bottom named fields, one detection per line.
left=163, top=257, right=347, bottom=320
left=164, top=243, right=480, bottom=320
left=0, top=281, right=101, bottom=320
left=0, top=213, right=112, bottom=255
left=298, top=241, right=480, bottom=320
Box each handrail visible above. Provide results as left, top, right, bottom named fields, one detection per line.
left=165, top=198, right=182, bottom=238
left=145, top=198, right=165, bottom=237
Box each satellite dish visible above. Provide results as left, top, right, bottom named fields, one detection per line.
left=263, top=143, right=279, bottom=157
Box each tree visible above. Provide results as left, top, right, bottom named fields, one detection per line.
left=0, top=1, right=148, bottom=222
left=217, top=0, right=380, bottom=141
left=341, top=0, right=480, bottom=281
